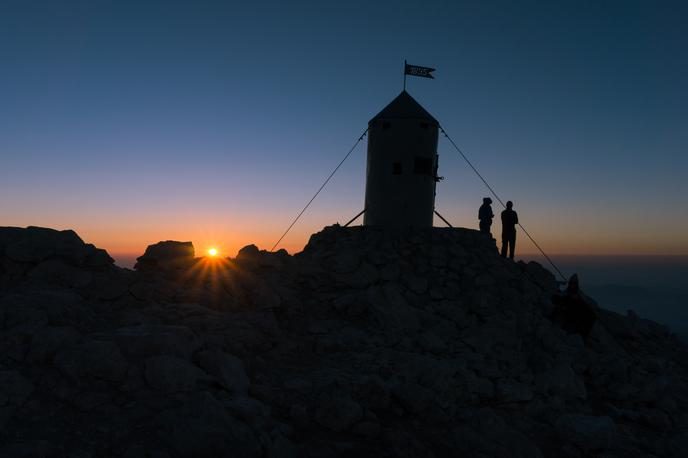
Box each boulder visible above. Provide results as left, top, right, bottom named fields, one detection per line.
left=235, top=244, right=289, bottom=270
left=391, top=380, right=435, bottom=414
left=339, top=261, right=379, bottom=289
left=330, top=249, right=360, bottom=273
left=539, top=363, right=587, bottom=400
left=367, top=283, right=419, bottom=331
left=196, top=350, right=250, bottom=394
left=156, top=391, right=261, bottom=457
left=54, top=340, right=129, bottom=383
left=353, top=376, right=391, bottom=412
left=522, top=261, right=558, bottom=293
left=104, top=324, right=200, bottom=360
left=2, top=226, right=85, bottom=263
left=26, top=326, right=81, bottom=363
left=85, top=270, right=131, bottom=300
left=555, top=414, right=617, bottom=451
left=314, top=392, right=364, bottom=432
left=0, top=370, right=34, bottom=408
left=27, top=260, right=93, bottom=288
left=251, top=281, right=282, bottom=309
left=283, top=377, right=313, bottom=394
left=236, top=243, right=260, bottom=259
left=0, top=226, right=113, bottom=268
left=144, top=355, right=204, bottom=393
left=223, top=396, right=271, bottom=428
left=134, top=241, right=195, bottom=271
left=0, top=441, right=58, bottom=458
left=405, top=274, right=428, bottom=294
left=496, top=379, right=534, bottom=402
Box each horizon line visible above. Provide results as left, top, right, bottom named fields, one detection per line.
left=108, top=251, right=688, bottom=258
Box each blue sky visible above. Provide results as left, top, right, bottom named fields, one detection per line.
left=1, top=0, right=686, bottom=258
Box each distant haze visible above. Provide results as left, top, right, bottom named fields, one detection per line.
left=527, top=254, right=688, bottom=341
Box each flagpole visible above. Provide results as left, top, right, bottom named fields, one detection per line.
left=403, top=59, right=407, bottom=91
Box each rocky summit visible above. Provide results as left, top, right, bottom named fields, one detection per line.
left=1, top=225, right=687, bottom=458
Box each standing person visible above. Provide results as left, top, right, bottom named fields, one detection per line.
left=478, top=197, right=494, bottom=236
left=501, top=201, right=519, bottom=259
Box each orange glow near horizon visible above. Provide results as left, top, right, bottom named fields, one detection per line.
left=95, top=225, right=688, bottom=270
left=3, top=212, right=687, bottom=270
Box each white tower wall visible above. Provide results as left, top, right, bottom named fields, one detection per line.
left=363, top=91, right=439, bottom=227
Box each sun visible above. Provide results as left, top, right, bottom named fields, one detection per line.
left=208, top=248, right=218, bottom=257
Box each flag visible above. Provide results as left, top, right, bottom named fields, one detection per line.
left=404, top=63, right=435, bottom=79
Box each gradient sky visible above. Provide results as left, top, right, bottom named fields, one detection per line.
left=1, top=0, right=687, bottom=264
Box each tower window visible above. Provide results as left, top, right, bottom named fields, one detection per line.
left=392, top=162, right=402, bottom=175
left=413, top=157, right=433, bottom=175
left=382, top=122, right=391, bottom=130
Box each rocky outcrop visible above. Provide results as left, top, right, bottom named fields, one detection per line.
left=134, top=240, right=195, bottom=271
left=1, top=224, right=687, bottom=457
left=0, top=226, right=114, bottom=289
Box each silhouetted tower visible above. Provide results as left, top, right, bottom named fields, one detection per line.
left=363, top=91, right=439, bottom=227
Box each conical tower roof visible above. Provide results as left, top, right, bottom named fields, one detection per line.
left=369, top=90, right=438, bottom=125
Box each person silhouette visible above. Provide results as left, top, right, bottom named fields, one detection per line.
left=478, top=197, right=494, bottom=236
left=501, top=201, right=518, bottom=259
